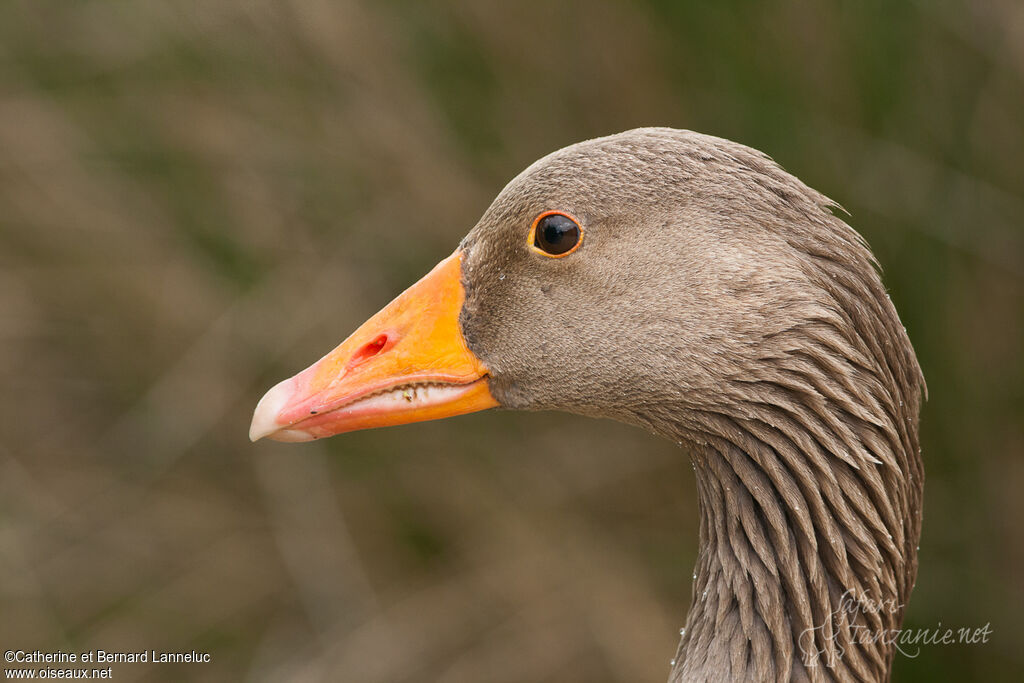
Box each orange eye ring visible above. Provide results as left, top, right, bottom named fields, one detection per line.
left=527, top=210, right=584, bottom=258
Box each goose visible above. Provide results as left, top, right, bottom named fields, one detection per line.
left=250, top=128, right=924, bottom=682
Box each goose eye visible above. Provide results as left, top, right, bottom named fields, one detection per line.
left=530, top=211, right=583, bottom=257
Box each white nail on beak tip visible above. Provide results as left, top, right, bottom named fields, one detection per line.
left=249, top=377, right=297, bottom=442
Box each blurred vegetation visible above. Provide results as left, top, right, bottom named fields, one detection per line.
left=0, top=1, right=1021, bottom=681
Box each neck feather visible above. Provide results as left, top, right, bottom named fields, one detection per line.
left=653, top=321, right=923, bottom=682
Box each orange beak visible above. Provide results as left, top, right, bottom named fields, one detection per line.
left=249, top=250, right=498, bottom=442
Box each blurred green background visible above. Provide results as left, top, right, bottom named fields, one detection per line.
left=1, top=1, right=1021, bottom=681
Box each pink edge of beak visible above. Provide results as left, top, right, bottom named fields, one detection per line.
left=248, top=377, right=314, bottom=442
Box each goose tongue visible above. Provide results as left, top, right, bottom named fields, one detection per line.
left=249, top=250, right=498, bottom=442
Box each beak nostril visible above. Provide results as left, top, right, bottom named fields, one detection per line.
left=367, top=334, right=387, bottom=352
left=348, top=333, right=391, bottom=370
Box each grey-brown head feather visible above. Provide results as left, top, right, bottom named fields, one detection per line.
left=459, top=128, right=924, bottom=682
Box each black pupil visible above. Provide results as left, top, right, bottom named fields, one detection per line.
left=535, top=214, right=580, bottom=255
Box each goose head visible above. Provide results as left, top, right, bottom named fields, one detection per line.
left=251, top=128, right=924, bottom=682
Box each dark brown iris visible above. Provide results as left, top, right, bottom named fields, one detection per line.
left=534, top=213, right=581, bottom=255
